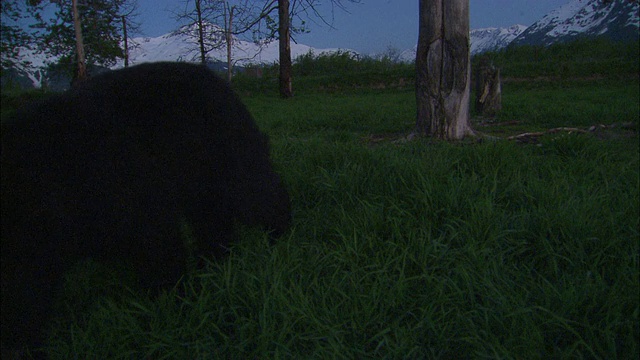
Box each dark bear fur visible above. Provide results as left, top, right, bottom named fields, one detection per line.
left=1, top=62, right=291, bottom=355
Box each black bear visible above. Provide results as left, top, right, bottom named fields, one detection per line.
left=1, top=62, right=291, bottom=356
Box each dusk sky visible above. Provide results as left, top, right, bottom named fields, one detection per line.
left=132, top=0, right=570, bottom=54
left=20, top=0, right=571, bottom=55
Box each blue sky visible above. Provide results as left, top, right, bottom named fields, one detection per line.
left=131, top=0, right=569, bottom=54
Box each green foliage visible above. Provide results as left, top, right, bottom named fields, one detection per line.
left=3, top=38, right=639, bottom=358
left=34, top=0, right=126, bottom=74
left=0, top=0, right=35, bottom=71
left=293, top=50, right=361, bottom=76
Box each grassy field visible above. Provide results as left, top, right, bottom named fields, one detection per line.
left=4, top=41, right=640, bottom=358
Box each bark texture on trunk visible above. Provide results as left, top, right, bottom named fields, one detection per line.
left=225, top=5, right=234, bottom=83
left=195, top=0, right=206, bottom=64
left=415, top=0, right=473, bottom=139
left=72, top=0, right=87, bottom=86
left=278, top=0, right=293, bottom=98
left=122, top=15, right=129, bottom=68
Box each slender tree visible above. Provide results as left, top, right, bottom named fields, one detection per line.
left=119, top=1, right=140, bottom=68
left=71, top=0, right=87, bottom=83
left=174, top=0, right=220, bottom=64
left=223, top=2, right=234, bottom=81
left=173, top=0, right=264, bottom=73
left=195, top=0, right=207, bottom=63
left=415, top=0, right=474, bottom=140
left=174, top=0, right=359, bottom=94
left=278, top=0, right=292, bottom=97
left=33, top=0, right=129, bottom=85
left=121, top=15, right=129, bottom=66
left=274, top=0, right=361, bottom=98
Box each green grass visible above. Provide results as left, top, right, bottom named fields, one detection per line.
left=484, top=78, right=640, bottom=133
left=5, top=40, right=640, bottom=358
left=47, top=137, right=639, bottom=358
left=42, top=80, right=638, bottom=358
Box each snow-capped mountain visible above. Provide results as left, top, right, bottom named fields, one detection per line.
left=470, top=24, right=528, bottom=54
left=11, top=22, right=354, bottom=88
left=399, top=0, right=638, bottom=58
left=116, top=23, right=350, bottom=69
left=391, top=24, right=526, bottom=62
left=511, top=0, right=639, bottom=46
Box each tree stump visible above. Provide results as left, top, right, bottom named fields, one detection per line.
left=475, top=57, right=502, bottom=117
left=415, top=0, right=474, bottom=140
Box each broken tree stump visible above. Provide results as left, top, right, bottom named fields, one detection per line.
left=475, top=57, right=502, bottom=117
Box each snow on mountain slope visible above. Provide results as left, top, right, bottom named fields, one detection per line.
left=14, top=23, right=353, bottom=88
left=113, top=25, right=349, bottom=69
left=512, top=0, right=639, bottom=46
left=399, top=0, right=638, bottom=59
left=470, top=24, right=528, bottom=54
left=389, top=24, right=526, bottom=63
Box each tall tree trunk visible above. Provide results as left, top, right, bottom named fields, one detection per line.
left=415, top=0, right=473, bottom=139
left=195, top=0, right=206, bottom=64
left=72, top=0, right=87, bottom=85
left=225, top=3, right=234, bottom=83
left=278, top=0, right=293, bottom=98
left=122, top=15, right=129, bottom=67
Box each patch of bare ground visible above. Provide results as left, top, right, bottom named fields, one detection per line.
left=364, top=122, right=637, bottom=146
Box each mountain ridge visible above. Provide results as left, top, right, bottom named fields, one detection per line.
left=470, top=24, right=529, bottom=54
left=117, top=22, right=351, bottom=69
left=511, top=0, right=639, bottom=46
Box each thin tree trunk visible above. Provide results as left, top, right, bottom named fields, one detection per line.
left=225, top=4, right=234, bottom=83
left=72, top=0, right=87, bottom=85
left=415, top=0, right=473, bottom=139
left=122, top=15, right=129, bottom=67
left=278, top=0, right=293, bottom=98
left=195, top=0, right=206, bottom=64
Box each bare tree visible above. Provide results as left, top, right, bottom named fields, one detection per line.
left=278, top=0, right=292, bottom=97
left=415, top=0, right=474, bottom=140
left=223, top=2, right=233, bottom=80
left=119, top=0, right=140, bottom=67
left=173, top=0, right=273, bottom=78
left=173, top=0, right=220, bottom=64
left=174, top=0, right=360, bottom=93
left=274, top=0, right=361, bottom=98
left=202, top=0, right=361, bottom=97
